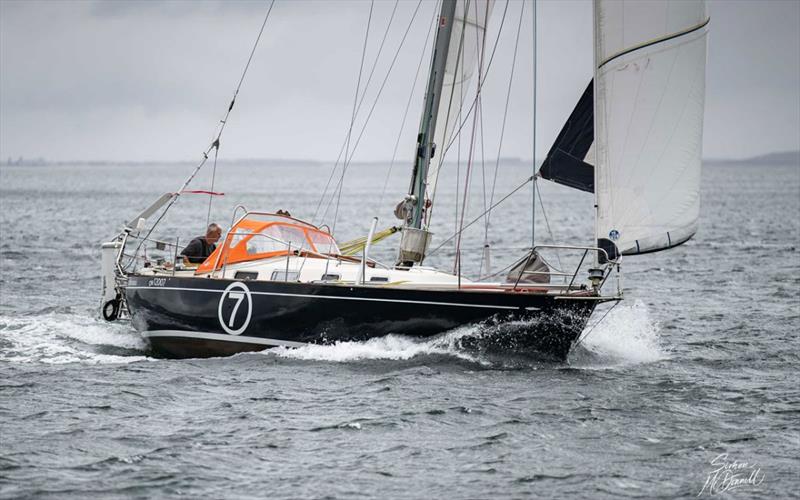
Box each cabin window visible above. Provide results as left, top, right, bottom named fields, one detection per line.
left=369, top=276, right=389, bottom=282
left=230, top=229, right=254, bottom=248
left=321, top=273, right=340, bottom=281
left=274, top=225, right=310, bottom=251
left=247, top=235, right=287, bottom=255
left=244, top=225, right=311, bottom=255
left=307, top=230, right=340, bottom=255
left=271, top=270, right=299, bottom=282
left=234, top=271, right=259, bottom=281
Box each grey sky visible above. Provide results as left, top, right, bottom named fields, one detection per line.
left=0, top=0, right=798, bottom=162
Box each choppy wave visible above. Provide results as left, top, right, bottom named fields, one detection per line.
left=270, top=301, right=666, bottom=368
left=270, top=327, right=485, bottom=364
left=0, top=312, right=148, bottom=365
left=570, top=300, right=668, bottom=367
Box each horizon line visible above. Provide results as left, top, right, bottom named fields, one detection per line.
left=2, top=150, right=798, bottom=166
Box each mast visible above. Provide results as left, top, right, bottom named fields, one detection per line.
left=407, top=0, right=458, bottom=229
left=396, top=0, right=458, bottom=267
left=592, top=0, right=600, bottom=267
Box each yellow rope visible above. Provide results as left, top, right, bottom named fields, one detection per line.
left=339, top=226, right=401, bottom=256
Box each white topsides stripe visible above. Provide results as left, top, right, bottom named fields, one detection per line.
left=126, top=286, right=521, bottom=310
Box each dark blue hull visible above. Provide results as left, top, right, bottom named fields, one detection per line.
left=125, top=275, right=600, bottom=360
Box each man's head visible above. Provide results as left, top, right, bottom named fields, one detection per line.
left=205, top=223, right=222, bottom=244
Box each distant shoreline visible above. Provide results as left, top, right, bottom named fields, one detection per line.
left=2, top=151, right=798, bottom=167
left=702, top=150, right=800, bottom=166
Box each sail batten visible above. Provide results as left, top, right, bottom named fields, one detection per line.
left=593, top=0, right=708, bottom=258
left=598, top=17, right=711, bottom=69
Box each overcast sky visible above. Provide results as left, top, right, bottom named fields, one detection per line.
left=1, top=0, right=798, bottom=162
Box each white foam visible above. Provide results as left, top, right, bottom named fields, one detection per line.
left=270, top=327, right=484, bottom=364
left=0, top=301, right=666, bottom=367
left=0, top=313, right=148, bottom=365
left=571, top=300, right=668, bottom=366
left=270, top=304, right=668, bottom=367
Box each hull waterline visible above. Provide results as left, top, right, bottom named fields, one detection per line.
left=126, top=275, right=599, bottom=361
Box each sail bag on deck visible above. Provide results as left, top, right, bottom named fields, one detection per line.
left=505, top=251, right=551, bottom=285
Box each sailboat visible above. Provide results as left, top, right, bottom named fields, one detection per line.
left=100, top=0, right=708, bottom=360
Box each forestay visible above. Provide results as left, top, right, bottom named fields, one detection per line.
left=594, top=0, right=709, bottom=258
left=424, top=0, right=493, bottom=214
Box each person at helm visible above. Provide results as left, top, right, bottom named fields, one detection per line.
left=180, top=223, right=222, bottom=264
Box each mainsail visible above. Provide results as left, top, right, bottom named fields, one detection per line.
left=399, top=0, right=493, bottom=265
left=423, top=0, right=493, bottom=224
left=593, top=0, right=709, bottom=259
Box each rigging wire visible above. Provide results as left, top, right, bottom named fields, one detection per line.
left=428, top=0, right=510, bottom=221
left=126, top=1, right=276, bottom=267
left=484, top=1, right=524, bottom=237
left=531, top=0, right=538, bottom=249
left=327, top=1, right=425, bottom=221
left=452, top=2, right=470, bottom=247
left=454, top=0, right=490, bottom=276
left=377, top=0, right=439, bottom=213
left=535, top=175, right=563, bottom=270
left=454, top=70, right=462, bottom=250
left=433, top=0, right=510, bottom=182
left=356, top=0, right=400, bottom=115
left=477, top=88, right=488, bottom=278
left=206, top=146, right=219, bottom=227
left=480, top=0, right=525, bottom=278
left=312, top=0, right=399, bottom=223
left=318, top=0, right=425, bottom=225
left=428, top=173, right=534, bottom=258
left=330, top=0, right=374, bottom=238
left=428, top=0, right=470, bottom=230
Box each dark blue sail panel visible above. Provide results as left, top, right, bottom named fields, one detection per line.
left=539, top=80, right=594, bottom=193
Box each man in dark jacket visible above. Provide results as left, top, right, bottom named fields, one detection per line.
left=180, top=223, right=222, bottom=264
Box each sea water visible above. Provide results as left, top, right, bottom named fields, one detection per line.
left=0, top=161, right=798, bottom=498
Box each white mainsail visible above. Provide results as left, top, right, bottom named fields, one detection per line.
left=594, top=0, right=709, bottom=257
left=424, top=0, right=493, bottom=217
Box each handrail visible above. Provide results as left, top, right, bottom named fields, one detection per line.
left=532, top=244, right=613, bottom=264
left=508, top=244, right=618, bottom=295
left=126, top=234, right=181, bottom=250
left=230, top=204, right=249, bottom=230
left=566, top=249, right=589, bottom=291
left=213, top=230, right=345, bottom=278
left=231, top=210, right=321, bottom=231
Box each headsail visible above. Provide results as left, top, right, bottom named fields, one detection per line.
left=594, top=0, right=709, bottom=259
left=424, top=0, right=493, bottom=221
left=539, top=80, right=595, bottom=193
